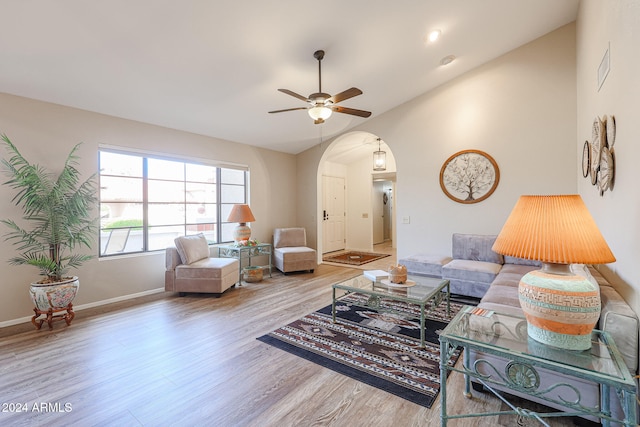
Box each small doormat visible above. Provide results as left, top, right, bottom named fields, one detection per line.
left=323, top=251, right=390, bottom=266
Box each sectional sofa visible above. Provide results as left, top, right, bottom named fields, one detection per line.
left=400, top=233, right=639, bottom=422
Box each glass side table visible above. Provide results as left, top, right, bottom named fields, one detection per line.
left=218, top=243, right=272, bottom=285
left=439, top=306, right=638, bottom=427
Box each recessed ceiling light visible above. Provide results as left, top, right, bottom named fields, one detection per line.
left=427, top=29, right=441, bottom=43
left=440, top=55, right=456, bottom=66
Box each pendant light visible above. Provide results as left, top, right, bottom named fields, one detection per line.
left=373, top=138, right=386, bottom=171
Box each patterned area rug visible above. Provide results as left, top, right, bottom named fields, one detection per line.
left=258, top=293, right=467, bottom=408
left=322, top=251, right=390, bottom=266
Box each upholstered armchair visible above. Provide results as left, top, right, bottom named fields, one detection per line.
left=165, top=234, right=239, bottom=296
left=273, top=228, right=317, bottom=274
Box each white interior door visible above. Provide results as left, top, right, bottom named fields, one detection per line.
left=322, top=176, right=345, bottom=253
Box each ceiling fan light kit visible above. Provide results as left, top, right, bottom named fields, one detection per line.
left=308, top=105, right=332, bottom=122
left=269, top=50, right=372, bottom=124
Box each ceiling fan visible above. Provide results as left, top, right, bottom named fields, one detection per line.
left=268, top=50, right=372, bottom=124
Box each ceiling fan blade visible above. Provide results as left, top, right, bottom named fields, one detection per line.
left=268, top=107, right=308, bottom=114
left=331, top=105, right=372, bottom=118
left=278, top=89, right=309, bottom=102
left=329, top=87, right=363, bottom=104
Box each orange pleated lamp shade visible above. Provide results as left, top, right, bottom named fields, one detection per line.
left=492, top=195, right=615, bottom=265
left=227, top=204, right=255, bottom=224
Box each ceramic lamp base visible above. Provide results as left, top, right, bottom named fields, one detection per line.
left=233, top=224, right=251, bottom=242
left=518, top=266, right=600, bottom=351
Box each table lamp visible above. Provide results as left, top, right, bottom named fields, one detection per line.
left=492, top=195, right=615, bottom=350
left=227, top=204, right=255, bottom=242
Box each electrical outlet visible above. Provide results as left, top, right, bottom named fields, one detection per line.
left=402, top=216, right=410, bottom=224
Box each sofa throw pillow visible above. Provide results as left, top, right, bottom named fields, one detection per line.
left=452, top=233, right=504, bottom=264
left=504, top=255, right=542, bottom=267
left=174, top=234, right=210, bottom=265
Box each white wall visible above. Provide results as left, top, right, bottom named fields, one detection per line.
left=393, top=23, right=577, bottom=258
left=346, top=155, right=374, bottom=251
left=0, top=93, right=296, bottom=325
left=299, top=23, right=577, bottom=260
left=576, top=0, right=640, bottom=313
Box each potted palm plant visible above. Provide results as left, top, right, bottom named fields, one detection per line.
left=0, top=134, right=97, bottom=329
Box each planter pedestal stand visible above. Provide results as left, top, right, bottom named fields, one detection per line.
left=31, top=304, right=75, bottom=330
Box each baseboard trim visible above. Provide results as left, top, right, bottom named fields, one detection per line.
left=0, top=287, right=166, bottom=329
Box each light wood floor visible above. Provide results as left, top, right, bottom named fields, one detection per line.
left=0, top=243, right=581, bottom=426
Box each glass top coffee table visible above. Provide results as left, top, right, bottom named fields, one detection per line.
left=331, top=274, right=450, bottom=348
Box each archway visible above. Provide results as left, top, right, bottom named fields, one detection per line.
left=316, top=131, right=397, bottom=258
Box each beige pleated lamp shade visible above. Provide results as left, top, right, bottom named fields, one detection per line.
left=492, top=195, right=615, bottom=264
left=227, top=204, right=255, bottom=224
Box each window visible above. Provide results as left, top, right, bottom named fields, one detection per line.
left=99, top=150, right=248, bottom=256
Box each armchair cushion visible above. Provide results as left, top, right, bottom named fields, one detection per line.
left=275, top=246, right=316, bottom=261
left=175, top=257, right=238, bottom=280
left=174, top=233, right=209, bottom=265
left=274, top=227, right=307, bottom=248
left=165, top=246, right=239, bottom=296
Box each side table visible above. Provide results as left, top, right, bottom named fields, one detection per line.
left=439, top=306, right=638, bottom=426
left=218, top=243, right=272, bottom=285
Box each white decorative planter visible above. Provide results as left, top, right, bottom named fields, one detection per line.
left=29, top=277, right=79, bottom=330
left=29, top=276, right=79, bottom=311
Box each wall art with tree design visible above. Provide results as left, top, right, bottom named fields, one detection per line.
left=439, top=149, right=499, bottom=204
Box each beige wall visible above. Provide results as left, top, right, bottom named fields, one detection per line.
left=298, top=23, right=578, bottom=260
left=0, top=93, right=296, bottom=325
left=577, top=0, right=640, bottom=314
left=3, top=9, right=639, bottom=326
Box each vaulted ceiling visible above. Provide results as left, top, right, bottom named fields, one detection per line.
left=0, top=1, right=579, bottom=155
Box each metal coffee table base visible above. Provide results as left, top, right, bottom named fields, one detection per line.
left=331, top=275, right=450, bottom=349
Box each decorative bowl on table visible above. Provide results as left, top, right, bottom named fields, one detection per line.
left=235, top=239, right=259, bottom=247
left=388, top=264, right=408, bottom=284
left=243, top=266, right=263, bottom=282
